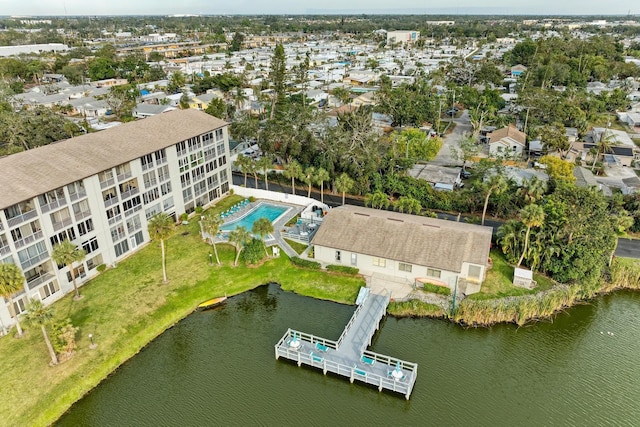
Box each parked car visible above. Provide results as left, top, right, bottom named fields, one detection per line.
left=461, top=169, right=472, bottom=179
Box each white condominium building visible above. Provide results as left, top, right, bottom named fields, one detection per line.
left=0, top=109, right=231, bottom=331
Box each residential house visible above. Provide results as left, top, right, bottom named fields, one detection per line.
left=488, top=125, right=527, bottom=157
left=132, top=103, right=178, bottom=118
left=0, top=109, right=231, bottom=331
left=510, top=64, right=527, bottom=77
left=311, top=205, right=492, bottom=294
left=189, top=92, right=222, bottom=111
left=408, top=164, right=462, bottom=191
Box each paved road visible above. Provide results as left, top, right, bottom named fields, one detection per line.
left=430, top=110, right=473, bottom=167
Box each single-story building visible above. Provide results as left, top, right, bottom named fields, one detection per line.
left=488, top=125, right=527, bottom=158
left=311, top=205, right=493, bottom=294
left=408, top=164, right=462, bottom=190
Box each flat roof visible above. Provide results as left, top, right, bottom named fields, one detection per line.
left=0, top=109, right=227, bottom=209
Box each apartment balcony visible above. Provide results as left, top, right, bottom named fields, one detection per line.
left=104, top=195, right=119, bottom=208
left=141, top=162, right=155, bottom=172
left=0, top=245, right=10, bottom=256
left=20, top=252, right=49, bottom=270
left=117, top=171, right=133, bottom=182
left=69, top=188, right=87, bottom=202
left=177, top=149, right=187, bottom=157
left=120, top=187, right=139, bottom=200
left=100, top=177, right=115, bottom=189
left=74, top=209, right=92, bottom=222
left=124, top=205, right=142, bottom=217
left=6, top=209, right=38, bottom=228
left=52, top=217, right=73, bottom=232
left=40, top=198, right=67, bottom=214
left=13, top=230, right=44, bottom=249
left=108, top=214, right=122, bottom=226
left=156, top=156, right=167, bottom=166
left=144, top=178, right=158, bottom=189
left=26, top=271, right=54, bottom=291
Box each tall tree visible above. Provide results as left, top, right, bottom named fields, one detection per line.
left=335, top=173, right=355, bottom=205
left=517, top=204, right=546, bottom=268
left=283, top=160, right=303, bottom=195
left=257, top=156, right=272, bottom=190
left=517, top=177, right=546, bottom=205
left=0, top=263, right=25, bottom=337
left=303, top=166, right=316, bottom=198
left=201, top=211, right=224, bottom=265
left=234, top=154, right=250, bottom=187
left=269, top=44, right=287, bottom=120
left=481, top=175, right=508, bottom=226
left=51, top=240, right=86, bottom=301
left=365, top=191, right=391, bottom=210
left=228, top=226, right=251, bottom=266
left=23, top=300, right=58, bottom=366
left=591, top=130, right=615, bottom=172
left=315, top=167, right=330, bottom=204
left=395, top=196, right=422, bottom=214
left=252, top=217, right=274, bottom=257
left=147, top=212, right=174, bottom=283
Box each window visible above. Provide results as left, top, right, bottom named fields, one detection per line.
left=202, top=131, right=214, bottom=145
left=351, top=253, right=357, bottom=266
left=180, top=173, right=191, bottom=188
left=140, top=154, right=154, bottom=171
left=204, top=147, right=216, bottom=161
left=207, top=173, right=219, bottom=189
left=335, top=251, right=341, bottom=262
left=143, top=171, right=157, bottom=189
left=39, top=281, right=60, bottom=299
left=399, top=263, right=412, bottom=273
left=17, top=241, right=48, bottom=268
left=183, top=188, right=193, bottom=202
left=468, top=265, right=482, bottom=281
left=114, top=239, right=130, bottom=257
left=126, top=215, right=142, bottom=234
left=179, top=157, right=190, bottom=173
left=143, top=188, right=160, bottom=205
left=145, top=203, right=162, bottom=220
left=154, top=149, right=167, bottom=164
left=98, top=170, right=114, bottom=187
left=115, top=162, right=132, bottom=180
left=219, top=169, right=228, bottom=183
left=216, top=142, right=225, bottom=156
left=133, top=231, right=144, bottom=246
left=215, top=128, right=223, bottom=141
left=110, top=224, right=126, bottom=243
left=194, top=180, right=207, bottom=197
left=218, top=155, right=227, bottom=166
left=106, top=206, right=121, bottom=221
left=176, top=140, right=187, bottom=156
left=163, top=196, right=175, bottom=210
left=67, top=181, right=86, bottom=200
left=50, top=227, right=76, bottom=247
left=81, top=237, right=99, bottom=254
left=66, top=264, right=86, bottom=282
left=191, top=165, right=205, bottom=182
left=157, top=165, right=170, bottom=182
left=160, top=182, right=172, bottom=196
left=77, top=219, right=94, bottom=236
left=372, top=257, right=386, bottom=267
left=427, top=268, right=441, bottom=279
left=12, top=296, right=27, bottom=316
left=72, top=199, right=91, bottom=220
left=86, top=254, right=103, bottom=270
left=123, top=196, right=141, bottom=215
left=38, top=188, right=66, bottom=211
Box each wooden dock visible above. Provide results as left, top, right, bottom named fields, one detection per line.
left=274, top=288, right=418, bottom=399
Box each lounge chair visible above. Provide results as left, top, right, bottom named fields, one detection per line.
left=353, top=366, right=367, bottom=377
left=361, top=355, right=375, bottom=366
left=310, top=352, right=324, bottom=363
left=315, top=342, right=329, bottom=353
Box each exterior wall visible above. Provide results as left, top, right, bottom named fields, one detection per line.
left=314, top=245, right=465, bottom=291
left=0, top=124, right=231, bottom=333
left=489, top=139, right=524, bottom=157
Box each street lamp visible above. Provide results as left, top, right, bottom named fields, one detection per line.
left=89, top=333, right=97, bottom=349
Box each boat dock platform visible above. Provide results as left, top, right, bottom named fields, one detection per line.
left=274, top=288, right=418, bottom=399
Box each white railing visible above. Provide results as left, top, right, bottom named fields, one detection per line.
left=40, top=198, right=67, bottom=213
left=336, top=292, right=369, bottom=348
left=52, top=217, right=73, bottom=231
left=13, top=230, right=43, bottom=249
left=7, top=210, right=38, bottom=228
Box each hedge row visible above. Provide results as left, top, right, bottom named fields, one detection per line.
left=326, top=265, right=359, bottom=275
left=291, top=257, right=321, bottom=269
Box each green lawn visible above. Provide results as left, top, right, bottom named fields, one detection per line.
left=284, top=238, right=309, bottom=255
left=468, top=249, right=556, bottom=300
left=0, top=195, right=364, bottom=427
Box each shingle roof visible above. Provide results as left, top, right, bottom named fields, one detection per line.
left=312, top=205, right=492, bottom=273
left=0, top=109, right=226, bottom=209
left=488, top=125, right=526, bottom=145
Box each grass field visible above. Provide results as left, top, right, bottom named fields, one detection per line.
left=0, top=195, right=364, bottom=426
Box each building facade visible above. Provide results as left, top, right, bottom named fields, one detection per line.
left=0, top=109, right=231, bottom=332
left=312, top=206, right=492, bottom=295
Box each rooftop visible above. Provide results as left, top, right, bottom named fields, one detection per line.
left=0, top=109, right=226, bottom=209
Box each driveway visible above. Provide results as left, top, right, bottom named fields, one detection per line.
left=430, top=110, right=473, bottom=167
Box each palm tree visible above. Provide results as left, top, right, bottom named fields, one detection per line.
left=245, top=157, right=259, bottom=189
left=257, top=156, right=272, bottom=190
left=315, top=167, right=330, bottom=204
left=0, top=264, right=26, bottom=337
left=335, top=173, right=355, bottom=206
left=591, top=130, right=615, bottom=172
left=517, top=204, right=545, bottom=268
left=228, top=226, right=251, bottom=266
left=235, top=154, right=250, bottom=187
left=252, top=217, right=274, bottom=257
left=365, top=191, right=390, bottom=210
left=303, top=166, right=316, bottom=198
left=497, top=220, right=524, bottom=263
left=517, top=177, right=546, bottom=205
left=147, top=212, right=174, bottom=283
left=23, top=300, right=58, bottom=365
left=201, top=211, right=223, bottom=265
left=395, top=196, right=422, bottom=214
left=283, top=160, right=303, bottom=195
left=233, top=87, right=248, bottom=111
left=52, top=240, right=86, bottom=300
left=481, top=175, right=508, bottom=226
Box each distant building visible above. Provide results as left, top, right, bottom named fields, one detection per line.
left=386, top=31, right=420, bottom=45
left=488, top=125, right=527, bottom=157
left=0, top=43, right=68, bottom=57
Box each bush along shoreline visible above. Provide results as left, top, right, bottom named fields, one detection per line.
left=389, top=260, right=640, bottom=327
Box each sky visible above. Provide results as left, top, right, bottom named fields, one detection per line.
left=0, top=0, right=637, bottom=16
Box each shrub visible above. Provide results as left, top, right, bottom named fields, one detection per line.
left=248, top=196, right=256, bottom=202
left=180, top=213, right=188, bottom=222
left=326, top=265, right=359, bottom=275
left=96, top=264, right=107, bottom=273
left=421, top=282, right=451, bottom=296
left=291, top=257, right=321, bottom=269
left=195, top=206, right=203, bottom=214
left=242, top=238, right=265, bottom=265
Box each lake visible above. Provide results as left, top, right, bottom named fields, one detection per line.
left=57, top=284, right=640, bottom=426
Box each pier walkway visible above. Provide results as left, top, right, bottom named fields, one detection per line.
left=274, top=288, right=418, bottom=399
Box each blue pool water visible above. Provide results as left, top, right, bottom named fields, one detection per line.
left=221, top=203, right=287, bottom=232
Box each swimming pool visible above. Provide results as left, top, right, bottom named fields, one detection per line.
left=221, top=203, right=288, bottom=232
